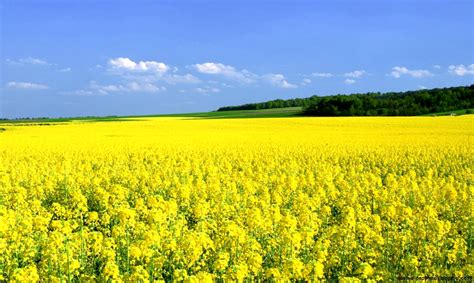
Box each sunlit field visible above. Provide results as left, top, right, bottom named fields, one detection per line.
left=0, top=116, right=472, bottom=281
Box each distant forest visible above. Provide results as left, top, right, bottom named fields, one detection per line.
left=217, top=85, right=474, bottom=116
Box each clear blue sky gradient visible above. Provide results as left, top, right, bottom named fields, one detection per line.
left=1, top=0, right=473, bottom=118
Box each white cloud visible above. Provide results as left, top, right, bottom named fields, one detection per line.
left=22, top=58, right=48, bottom=65
left=6, top=81, right=49, bottom=90
left=89, top=81, right=127, bottom=95
left=312, top=72, right=333, bottom=78
left=389, top=66, right=433, bottom=78
left=163, top=74, right=201, bottom=84
left=6, top=57, right=50, bottom=66
left=418, top=85, right=428, bottom=90
left=193, top=62, right=257, bottom=83
left=109, top=57, right=169, bottom=74
left=195, top=86, right=221, bottom=94
left=448, top=64, right=474, bottom=76
left=209, top=81, right=233, bottom=88
left=264, top=74, right=298, bottom=89
left=433, top=65, right=442, bottom=69
left=127, top=82, right=165, bottom=93
left=344, top=79, right=356, bottom=84
left=108, top=57, right=204, bottom=87
left=301, top=78, right=312, bottom=86
left=344, top=70, right=366, bottom=78
left=58, top=67, right=71, bottom=72
left=67, top=81, right=165, bottom=96
left=194, top=62, right=231, bottom=74
left=67, top=90, right=96, bottom=96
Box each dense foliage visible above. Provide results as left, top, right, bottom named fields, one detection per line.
left=1, top=116, right=472, bottom=281
left=218, top=98, right=311, bottom=111
left=217, top=85, right=474, bottom=116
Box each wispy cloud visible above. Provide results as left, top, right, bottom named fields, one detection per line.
left=448, top=64, right=474, bottom=76
left=67, top=90, right=96, bottom=96
left=209, top=81, right=233, bottom=88
left=6, top=81, right=49, bottom=90
left=58, top=67, right=71, bottom=72
left=312, top=72, right=333, bottom=78
left=193, top=62, right=299, bottom=89
left=6, top=57, right=50, bottom=66
left=163, top=74, right=201, bottom=84
left=125, top=82, right=166, bottom=93
left=67, top=81, right=165, bottom=96
left=193, top=62, right=257, bottom=83
left=264, top=74, right=298, bottom=89
left=344, top=70, right=367, bottom=78
left=89, top=81, right=127, bottom=95
left=344, top=79, right=356, bottom=84
left=389, top=66, right=433, bottom=78
left=301, top=78, right=312, bottom=86
left=195, top=86, right=221, bottom=94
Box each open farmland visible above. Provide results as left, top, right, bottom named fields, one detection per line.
left=0, top=116, right=473, bottom=281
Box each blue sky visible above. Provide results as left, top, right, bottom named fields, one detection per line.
left=1, top=0, right=473, bottom=118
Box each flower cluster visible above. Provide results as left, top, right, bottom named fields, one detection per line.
left=0, top=116, right=472, bottom=281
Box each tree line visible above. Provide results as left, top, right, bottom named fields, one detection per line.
left=217, top=85, right=474, bottom=116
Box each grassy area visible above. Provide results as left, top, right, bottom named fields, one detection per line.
left=151, top=107, right=303, bottom=119
left=0, top=107, right=303, bottom=124
left=0, top=116, right=158, bottom=125
left=421, top=108, right=473, bottom=116
left=2, top=107, right=473, bottom=125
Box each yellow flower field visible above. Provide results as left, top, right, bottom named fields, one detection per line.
left=0, top=116, right=473, bottom=281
